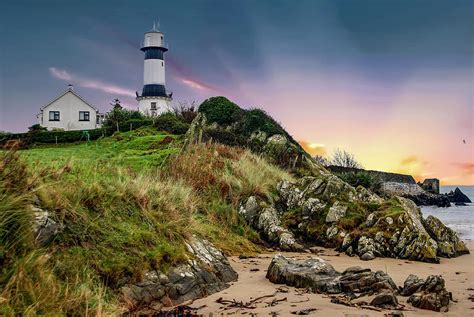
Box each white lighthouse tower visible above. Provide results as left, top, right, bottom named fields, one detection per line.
left=136, top=22, right=172, bottom=116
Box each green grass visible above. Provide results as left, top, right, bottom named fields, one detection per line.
left=1, top=128, right=293, bottom=315
left=21, top=128, right=180, bottom=172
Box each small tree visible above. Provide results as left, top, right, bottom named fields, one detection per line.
left=172, top=100, right=197, bottom=124
left=313, top=155, right=329, bottom=166
left=103, top=99, right=144, bottom=131
left=329, top=149, right=362, bottom=169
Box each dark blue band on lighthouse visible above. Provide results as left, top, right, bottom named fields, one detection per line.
left=142, top=84, right=168, bottom=97
left=141, top=46, right=168, bottom=59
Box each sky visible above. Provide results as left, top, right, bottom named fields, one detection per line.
left=0, top=0, right=473, bottom=185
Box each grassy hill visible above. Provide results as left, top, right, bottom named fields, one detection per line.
left=1, top=126, right=292, bottom=315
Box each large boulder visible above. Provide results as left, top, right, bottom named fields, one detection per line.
left=423, top=215, right=469, bottom=257
left=121, top=237, right=237, bottom=309
left=407, top=275, right=451, bottom=312
left=266, top=254, right=341, bottom=293
left=266, top=255, right=397, bottom=295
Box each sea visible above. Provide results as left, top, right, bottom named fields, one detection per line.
left=421, top=186, right=474, bottom=241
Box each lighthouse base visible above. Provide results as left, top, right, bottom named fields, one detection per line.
left=137, top=96, right=171, bottom=117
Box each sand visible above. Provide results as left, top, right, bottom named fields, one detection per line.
left=189, top=241, right=474, bottom=316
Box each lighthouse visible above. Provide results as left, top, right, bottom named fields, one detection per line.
left=136, top=22, right=172, bottom=116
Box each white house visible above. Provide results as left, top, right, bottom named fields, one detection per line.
left=37, top=86, right=104, bottom=131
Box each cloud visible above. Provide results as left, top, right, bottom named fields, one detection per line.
left=49, top=67, right=72, bottom=81
left=178, top=77, right=218, bottom=92
left=453, top=162, right=474, bottom=175
left=299, top=140, right=327, bottom=157
left=49, top=67, right=135, bottom=98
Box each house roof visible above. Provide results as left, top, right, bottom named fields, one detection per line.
left=40, top=88, right=99, bottom=112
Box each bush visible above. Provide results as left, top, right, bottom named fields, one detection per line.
left=240, top=109, right=283, bottom=137
left=154, top=113, right=189, bottom=134
left=198, top=96, right=243, bottom=125
left=338, top=171, right=381, bottom=192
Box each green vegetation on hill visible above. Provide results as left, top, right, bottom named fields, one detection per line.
left=0, top=125, right=292, bottom=314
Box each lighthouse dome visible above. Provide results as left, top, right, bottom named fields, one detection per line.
left=143, top=22, right=165, bottom=48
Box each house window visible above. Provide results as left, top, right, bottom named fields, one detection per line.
left=49, top=111, right=60, bottom=121
left=151, top=102, right=157, bottom=110
left=79, top=111, right=90, bottom=121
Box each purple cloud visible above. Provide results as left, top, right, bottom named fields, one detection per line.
left=49, top=67, right=136, bottom=98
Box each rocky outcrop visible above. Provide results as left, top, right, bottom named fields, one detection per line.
left=406, top=275, right=451, bottom=312
left=267, top=255, right=453, bottom=312
left=239, top=196, right=304, bottom=251
left=446, top=187, right=471, bottom=204
left=266, top=254, right=397, bottom=295
left=121, top=237, right=237, bottom=310
left=423, top=215, right=469, bottom=257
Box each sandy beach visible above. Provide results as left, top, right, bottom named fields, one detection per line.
left=190, top=241, right=474, bottom=316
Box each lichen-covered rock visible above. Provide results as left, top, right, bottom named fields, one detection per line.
left=391, top=197, right=439, bottom=263
left=399, top=274, right=425, bottom=296
left=121, top=237, right=237, bottom=309
left=423, top=215, right=469, bottom=257
left=325, top=201, right=347, bottom=223
left=356, top=186, right=384, bottom=204
left=339, top=266, right=397, bottom=294
left=407, top=275, right=451, bottom=312
left=239, top=197, right=304, bottom=251
left=266, top=254, right=341, bottom=293
left=266, top=255, right=397, bottom=296
left=31, top=206, right=59, bottom=246
left=358, top=236, right=377, bottom=260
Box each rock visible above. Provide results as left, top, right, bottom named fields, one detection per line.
left=385, top=311, right=404, bottom=317
left=31, top=207, right=59, bottom=246
left=325, top=201, right=347, bottom=223
left=446, top=187, right=471, bottom=203
left=407, top=275, right=450, bottom=312
left=399, top=274, right=425, bottom=296
left=238, top=196, right=260, bottom=224
left=266, top=254, right=341, bottom=294
left=266, top=255, right=397, bottom=296
left=371, top=291, right=399, bottom=308
left=423, top=215, right=469, bottom=257
left=385, top=217, right=394, bottom=225
left=356, top=186, right=383, bottom=204
left=339, top=266, right=397, bottom=294
left=365, top=212, right=377, bottom=227
left=392, top=197, right=439, bottom=263
left=357, top=236, right=377, bottom=260
left=455, top=202, right=467, bottom=206
left=360, top=252, right=375, bottom=261
left=121, top=237, right=237, bottom=308
left=239, top=197, right=304, bottom=251
left=257, top=206, right=304, bottom=251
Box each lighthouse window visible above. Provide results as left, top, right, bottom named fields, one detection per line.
left=49, top=111, right=60, bottom=121
left=162, top=61, right=163, bottom=66
left=79, top=111, right=90, bottom=121
left=151, top=102, right=157, bottom=110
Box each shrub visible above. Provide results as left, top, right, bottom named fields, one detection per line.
left=198, top=96, right=243, bottom=125
left=154, top=112, right=189, bottom=134
left=240, top=109, right=283, bottom=137
left=338, top=171, right=382, bottom=192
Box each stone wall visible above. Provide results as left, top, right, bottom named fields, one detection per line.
left=327, top=166, right=416, bottom=184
